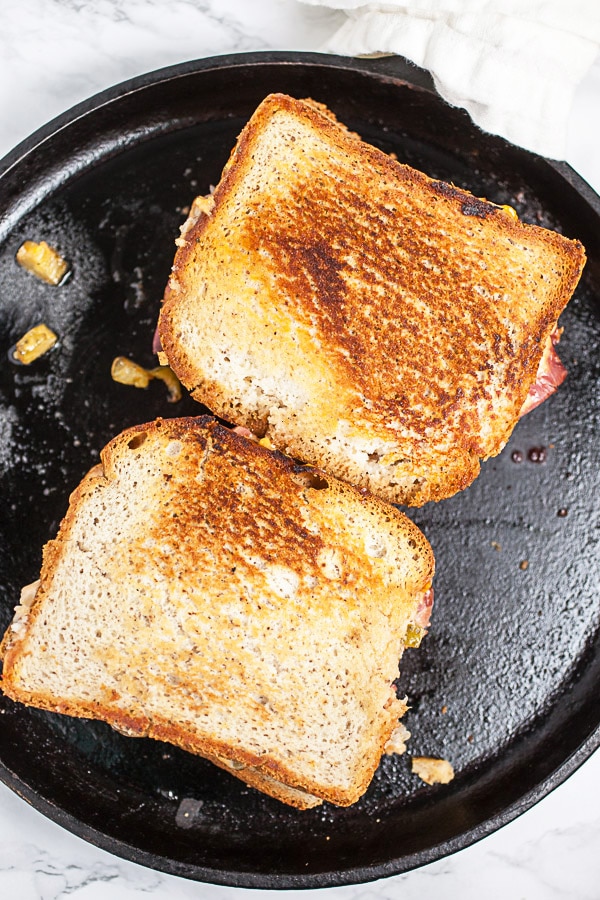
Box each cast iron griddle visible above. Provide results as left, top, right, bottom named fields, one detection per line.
left=0, top=53, right=599, bottom=888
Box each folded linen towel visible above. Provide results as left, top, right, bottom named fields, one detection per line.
left=301, top=0, right=600, bottom=159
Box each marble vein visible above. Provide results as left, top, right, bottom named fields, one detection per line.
left=0, top=840, right=164, bottom=900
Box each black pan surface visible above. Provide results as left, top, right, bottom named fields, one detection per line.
left=0, top=52, right=599, bottom=889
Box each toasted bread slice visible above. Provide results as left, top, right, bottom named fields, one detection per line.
left=158, top=93, right=586, bottom=505
left=0, top=416, right=434, bottom=808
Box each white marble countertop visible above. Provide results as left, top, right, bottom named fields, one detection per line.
left=1, top=2, right=599, bottom=898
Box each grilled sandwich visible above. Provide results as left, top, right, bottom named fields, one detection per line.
left=158, top=93, right=586, bottom=505
left=0, top=416, right=434, bottom=809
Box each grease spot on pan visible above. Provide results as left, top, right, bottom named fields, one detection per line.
left=175, top=797, right=205, bottom=829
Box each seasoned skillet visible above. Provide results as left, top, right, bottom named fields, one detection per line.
left=0, top=52, right=599, bottom=889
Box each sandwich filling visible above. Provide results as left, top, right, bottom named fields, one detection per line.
left=519, top=330, right=567, bottom=417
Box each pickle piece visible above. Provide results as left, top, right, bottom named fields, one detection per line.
left=149, top=365, right=182, bottom=403
left=404, top=623, right=426, bottom=648
left=110, top=357, right=151, bottom=389
left=13, top=324, right=58, bottom=364
left=16, top=241, right=69, bottom=285
left=111, top=357, right=182, bottom=402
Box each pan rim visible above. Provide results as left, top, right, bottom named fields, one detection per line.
left=1, top=732, right=598, bottom=889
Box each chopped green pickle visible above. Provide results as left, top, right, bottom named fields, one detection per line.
left=16, top=240, right=69, bottom=285
left=111, top=356, right=182, bottom=403
left=150, top=365, right=183, bottom=403
left=405, top=624, right=425, bottom=648
left=13, top=324, right=58, bottom=364
left=111, top=356, right=151, bottom=389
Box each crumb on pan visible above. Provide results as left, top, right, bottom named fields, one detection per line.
left=411, top=756, right=455, bottom=785
left=384, top=721, right=411, bottom=755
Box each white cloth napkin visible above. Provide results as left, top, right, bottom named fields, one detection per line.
left=301, top=0, right=600, bottom=159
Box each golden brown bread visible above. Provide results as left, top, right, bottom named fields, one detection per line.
left=0, top=416, right=434, bottom=808
left=158, top=93, right=586, bottom=505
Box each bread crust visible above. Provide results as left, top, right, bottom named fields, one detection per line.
left=159, top=93, right=586, bottom=505
left=1, top=416, right=433, bottom=808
